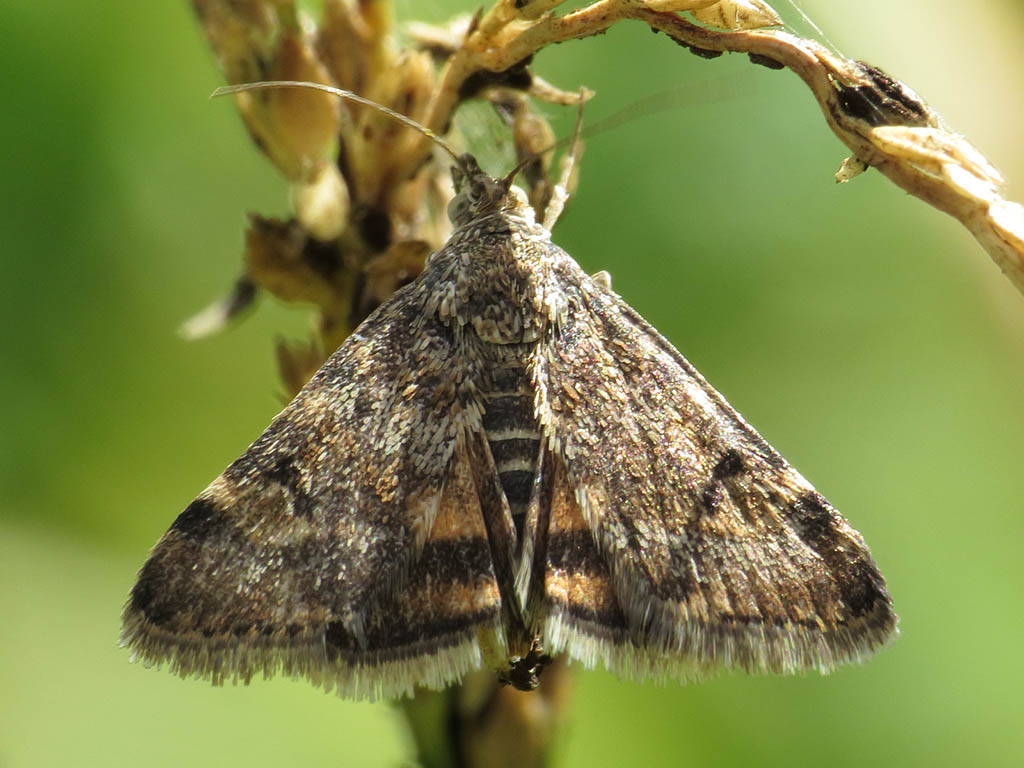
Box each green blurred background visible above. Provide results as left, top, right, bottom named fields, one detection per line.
left=4, top=1, right=1024, bottom=766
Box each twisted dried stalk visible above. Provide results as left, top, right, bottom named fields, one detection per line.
left=413, top=0, right=1024, bottom=291
left=182, top=1, right=1022, bottom=766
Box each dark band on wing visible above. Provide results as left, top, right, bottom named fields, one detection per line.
left=789, top=492, right=890, bottom=620
left=330, top=535, right=500, bottom=657
left=545, top=528, right=629, bottom=632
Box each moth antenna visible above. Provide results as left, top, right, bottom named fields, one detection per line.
left=212, top=80, right=464, bottom=168
left=504, top=87, right=590, bottom=189
left=510, top=70, right=760, bottom=182
left=538, top=90, right=587, bottom=229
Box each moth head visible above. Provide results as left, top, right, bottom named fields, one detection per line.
left=447, top=153, right=514, bottom=227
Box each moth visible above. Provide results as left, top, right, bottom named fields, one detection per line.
left=123, top=83, right=897, bottom=700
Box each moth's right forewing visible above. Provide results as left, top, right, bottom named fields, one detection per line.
left=122, top=275, right=500, bottom=699
left=534, top=254, right=897, bottom=679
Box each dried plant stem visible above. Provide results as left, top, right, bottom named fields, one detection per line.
left=631, top=12, right=1024, bottom=291
left=412, top=0, right=1024, bottom=293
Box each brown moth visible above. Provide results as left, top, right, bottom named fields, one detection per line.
left=122, top=84, right=897, bottom=700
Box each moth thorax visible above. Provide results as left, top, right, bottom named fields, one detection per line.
left=480, top=350, right=541, bottom=539
left=471, top=311, right=542, bottom=344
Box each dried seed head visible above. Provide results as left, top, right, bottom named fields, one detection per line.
left=213, top=80, right=465, bottom=168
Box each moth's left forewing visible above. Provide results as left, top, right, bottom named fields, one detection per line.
left=533, top=254, right=897, bottom=679
left=122, top=272, right=508, bottom=700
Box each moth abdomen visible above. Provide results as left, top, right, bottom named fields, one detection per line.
left=480, top=356, right=542, bottom=536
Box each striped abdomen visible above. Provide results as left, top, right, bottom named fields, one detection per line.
left=481, top=360, right=541, bottom=538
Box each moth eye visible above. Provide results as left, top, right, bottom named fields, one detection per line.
left=447, top=194, right=471, bottom=225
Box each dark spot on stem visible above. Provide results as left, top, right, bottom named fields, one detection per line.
left=458, top=57, right=535, bottom=100
left=749, top=52, right=784, bottom=70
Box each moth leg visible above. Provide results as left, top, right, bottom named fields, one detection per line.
left=542, top=89, right=587, bottom=231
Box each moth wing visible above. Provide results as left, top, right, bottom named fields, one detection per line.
left=122, top=279, right=505, bottom=700
left=533, top=259, right=897, bottom=678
